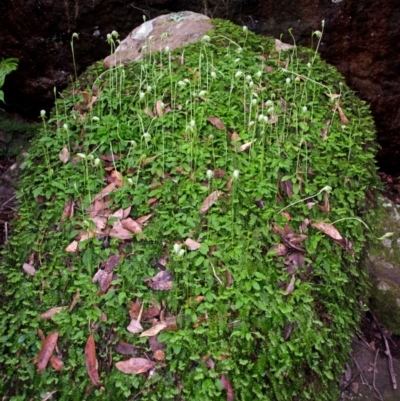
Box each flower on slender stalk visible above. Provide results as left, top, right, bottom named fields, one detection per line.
left=314, top=30, right=322, bottom=38
left=206, top=170, right=214, bottom=180
left=143, top=132, right=151, bottom=143
left=211, top=71, right=217, bottom=79
left=40, top=110, right=46, bottom=118
left=63, top=124, right=68, bottom=130
left=235, top=71, right=243, bottom=79
left=233, top=170, right=240, bottom=180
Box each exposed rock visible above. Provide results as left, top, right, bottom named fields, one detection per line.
left=367, top=198, right=400, bottom=335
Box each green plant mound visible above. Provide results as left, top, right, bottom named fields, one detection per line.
left=0, top=20, right=378, bottom=400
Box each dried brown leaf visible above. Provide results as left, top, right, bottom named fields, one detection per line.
left=285, top=274, right=296, bottom=295
left=115, top=358, right=156, bottom=374
left=59, top=146, right=70, bottom=164
left=153, top=349, right=165, bottom=361
left=207, top=116, right=225, bottom=130
left=69, top=290, right=80, bottom=312
left=236, top=140, right=256, bottom=152
left=109, top=220, right=133, bottom=240
left=156, top=100, right=164, bottom=117
left=127, top=319, right=144, bottom=334
left=200, top=190, right=222, bottom=214
left=104, top=254, right=120, bottom=273
left=221, top=374, right=235, bottom=401
left=50, top=355, right=64, bottom=371
left=93, top=182, right=117, bottom=201
left=144, top=269, right=173, bottom=291
left=139, top=323, right=167, bottom=337
left=121, top=218, right=142, bottom=234
left=312, top=221, right=343, bottom=241
left=115, top=340, right=135, bottom=356
left=65, top=240, right=78, bottom=253
left=85, top=333, right=100, bottom=386
left=22, top=263, right=36, bottom=276
left=337, top=103, right=350, bottom=124
left=60, top=199, right=74, bottom=221
left=268, top=244, right=288, bottom=257
left=184, top=238, right=201, bottom=251
left=37, top=332, right=59, bottom=372
left=136, top=213, right=153, bottom=225
left=40, top=307, right=67, bottom=320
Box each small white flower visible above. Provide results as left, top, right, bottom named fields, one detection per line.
left=302, top=106, right=308, bottom=113
left=94, top=158, right=101, bottom=167
left=286, top=78, right=291, bottom=85
left=77, top=153, right=86, bottom=159
left=255, top=70, right=262, bottom=78
left=127, top=178, right=133, bottom=185
left=206, top=170, right=214, bottom=180
left=63, top=123, right=68, bottom=130
left=92, top=116, right=100, bottom=122
left=251, top=98, right=258, bottom=106
left=164, top=46, right=170, bottom=53
left=235, top=70, right=243, bottom=79
left=248, top=121, right=255, bottom=128
left=198, top=90, right=207, bottom=97
left=40, top=110, right=46, bottom=118
left=242, top=26, right=248, bottom=32
left=201, top=35, right=211, bottom=43
left=233, top=170, right=240, bottom=180
left=234, top=58, right=241, bottom=63
left=143, top=132, right=151, bottom=142
left=190, top=120, right=196, bottom=128
left=245, top=75, right=252, bottom=82
left=314, top=30, right=322, bottom=38
left=173, top=243, right=181, bottom=254
left=211, top=71, right=217, bottom=79
left=265, top=100, right=273, bottom=107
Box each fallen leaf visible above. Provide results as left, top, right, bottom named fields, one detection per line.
left=144, top=269, right=173, bottom=291
left=268, top=244, right=288, bottom=257
left=65, top=239, right=79, bottom=252
left=136, top=213, right=153, bottom=225
left=312, top=221, right=343, bottom=241
left=115, top=358, right=156, bottom=374
left=153, top=349, right=165, bottom=361
left=40, top=307, right=67, bottom=320
left=285, top=274, right=296, bottom=295
left=115, top=341, right=135, bottom=356
left=37, top=332, right=59, bottom=372
left=156, top=100, right=164, bottom=117
left=104, top=254, right=120, bottom=273
left=69, top=290, right=80, bottom=312
left=230, top=131, right=240, bottom=143
left=149, top=335, right=165, bottom=353
left=93, top=182, right=117, bottom=201
left=127, top=319, right=144, bottom=334
left=139, top=323, right=167, bottom=337
left=41, top=390, right=58, bottom=401
left=22, top=263, right=36, bottom=276
left=85, top=333, right=100, bottom=387
left=50, top=355, right=64, bottom=371
left=60, top=199, right=74, bottom=221
left=236, top=140, right=256, bottom=152
left=121, top=218, right=142, bottom=234
left=336, top=102, right=350, bottom=124
left=59, top=146, right=70, bottom=163
left=207, top=116, right=225, bottom=130
left=221, top=374, right=235, bottom=401
left=200, top=190, right=223, bottom=214
left=184, top=238, right=201, bottom=251
left=109, top=220, right=133, bottom=240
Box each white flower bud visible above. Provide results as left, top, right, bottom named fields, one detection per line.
left=77, top=153, right=86, bottom=159
left=63, top=123, right=68, bottom=130
left=173, top=243, right=181, bottom=254
left=198, top=90, right=207, bottom=97
left=206, top=170, right=213, bottom=180
left=40, top=110, right=46, bottom=118
left=94, top=158, right=101, bottom=167
left=242, top=26, right=248, bottom=32
left=235, top=70, right=243, bottom=79
left=211, top=71, right=217, bottom=79
left=233, top=170, right=240, bottom=180
left=314, top=30, right=322, bottom=38
left=202, top=35, right=211, bottom=42
left=190, top=120, right=196, bottom=128
left=92, top=116, right=100, bottom=122
left=286, top=78, right=291, bottom=85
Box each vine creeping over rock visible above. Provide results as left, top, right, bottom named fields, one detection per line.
left=0, top=19, right=379, bottom=400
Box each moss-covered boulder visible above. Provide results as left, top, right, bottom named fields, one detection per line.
left=0, top=16, right=379, bottom=401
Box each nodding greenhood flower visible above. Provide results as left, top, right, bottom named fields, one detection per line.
left=127, top=177, right=133, bottom=185
left=208, top=134, right=214, bottom=140
left=190, top=119, right=196, bottom=128
left=285, top=78, right=291, bottom=85
left=242, top=26, right=248, bottom=32
left=245, top=74, right=252, bottom=82
left=267, top=107, right=275, bottom=114
left=210, top=71, right=217, bottom=79
left=63, top=123, right=68, bottom=130
left=130, top=140, right=137, bottom=148
left=184, top=78, right=190, bottom=84
left=178, top=249, right=185, bottom=257
left=258, top=114, right=265, bottom=122
left=314, top=30, right=322, bottom=38
left=198, top=90, right=207, bottom=97
left=248, top=121, right=255, bottom=128
left=142, top=132, right=151, bottom=142
left=265, top=100, right=273, bottom=107
left=146, top=85, right=152, bottom=93
left=307, top=62, right=312, bottom=68
left=236, top=47, right=243, bottom=54
left=139, top=91, right=145, bottom=100
left=295, top=76, right=300, bottom=82
left=206, top=170, right=214, bottom=180
left=106, top=33, right=112, bottom=42
left=94, top=158, right=101, bottom=167
left=111, top=30, right=119, bottom=38
left=255, top=70, right=262, bottom=79
left=86, top=154, right=94, bottom=161
left=302, top=106, right=308, bottom=113
left=248, top=81, right=254, bottom=88
left=40, top=110, right=46, bottom=118
left=251, top=98, right=258, bottom=106
left=233, top=170, right=240, bottom=180
left=173, top=243, right=182, bottom=254
left=72, top=33, right=79, bottom=40
left=177, top=80, right=186, bottom=88
left=234, top=58, right=241, bottom=64
left=76, top=153, right=86, bottom=159
left=164, top=46, right=170, bottom=53
left=322, top=19, right=325, bottom=27
left=92, top=116, right=100, bottom=122
left=235, top=70, right=243, bottom=79
left=201, top=35, right=211, bottom=43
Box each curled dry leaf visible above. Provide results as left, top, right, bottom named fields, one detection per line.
left=85, top=333, right=100, bottom=387
left=207, top=116, right=225, bottom=130
left=184, top=238, right=201, bottom=251
left=200, top=190, right=222, bottom=214
left=121, top=218, right=142, bottom=234
left=336, top=102, right=350, bottom=124
left=60, top=199, right=74, bottom=221
left=285, top=274, right=296, bottom=295
left=156, top=100, right=164, bottom=117
left=59, top=146, right=70, bottom=163
left=37, top=332, right=59, bottom=372
left=22, top=263, right=36, bottom=276
left=139, top=323, right=167, bottom=337
left=115, top=358, right=156, bottom=375
left=93, top=182, right=117, bottom=201
left=40, top=306, right=67, bottom=320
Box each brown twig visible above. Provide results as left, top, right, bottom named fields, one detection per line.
left=372, top=349, right=384, bottom=401
left=370, top=311, right=397, bottom=390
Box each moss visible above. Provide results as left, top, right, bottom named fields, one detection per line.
left=0, top=18, right=379, bottom=400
